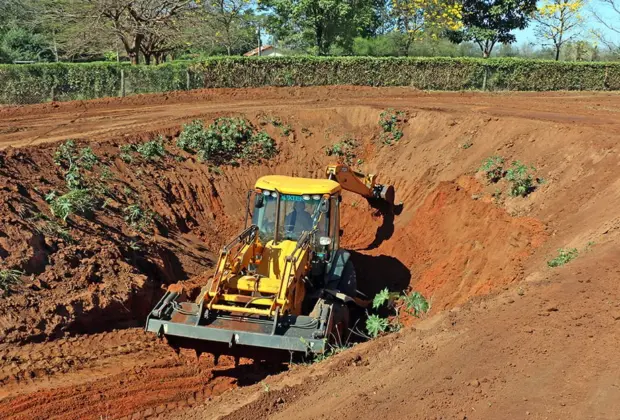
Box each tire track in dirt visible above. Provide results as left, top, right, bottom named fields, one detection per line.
left=0, top=329, right=279, bottom=420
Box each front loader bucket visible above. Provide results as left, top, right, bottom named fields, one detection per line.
left=145, top=292, right=332, bottom=354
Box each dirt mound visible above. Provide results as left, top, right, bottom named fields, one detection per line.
left=2, top=87, right=620, bottom=419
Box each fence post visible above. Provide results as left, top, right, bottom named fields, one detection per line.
left=120, top=68, right=126, bottom=97
left=186, top=68, right=191, bottom=91
left=482, top=65, right=488, bottom=91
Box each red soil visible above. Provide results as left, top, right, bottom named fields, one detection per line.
left=1, top=87, right=619, bottom=419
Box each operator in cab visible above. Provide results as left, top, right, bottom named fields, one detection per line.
left=285, top=200, right=313, bottom=236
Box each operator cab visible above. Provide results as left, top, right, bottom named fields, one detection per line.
left=249, top=175, right=341, bottom=259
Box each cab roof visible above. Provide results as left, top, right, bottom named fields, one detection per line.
left=255, top=175, right=341, bottom=195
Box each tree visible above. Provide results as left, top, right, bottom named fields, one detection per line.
left=261, top=0, right=375, bottom=55
left=533, top=0, right=585, bottom=60
left=88, top=0, right=193, bottom=64
left=390, top=0, right=462, bottom=55
left=448, top=0, right=537, bottom=57
left=592, top=0, right=620, bottom=56
left=193, top=0, right=256, bottom=56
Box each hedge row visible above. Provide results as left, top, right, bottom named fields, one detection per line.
left=1, top=57, right=620, bottom=105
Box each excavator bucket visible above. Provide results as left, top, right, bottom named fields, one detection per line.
left=145, top=291, right=333, bottom=354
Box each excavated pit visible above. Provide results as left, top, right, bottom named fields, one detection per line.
left=0, top=98, right=568, bottom=419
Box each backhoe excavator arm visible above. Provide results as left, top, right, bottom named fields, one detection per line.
left=326, top=163, right=395, bottom=206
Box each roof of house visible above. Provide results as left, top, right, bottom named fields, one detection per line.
left=243, top=45, right=275, bottom=57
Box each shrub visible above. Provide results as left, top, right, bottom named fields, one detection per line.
left=506, top=161, right=536, bottom=197
left=49, top=189, right=96, bottom=221
left=325, top=137, right=358, bottom=165
left=137, top=137, right=166, bottom=161
left=547, top=248, right=579, bottom=267
left=479, top=156, right=505, bottom=183
left=0, top=269, right=22, bottom=294
left=178, top=117, right=276, bottom=164
left=379, top=109, right=407, bottom=145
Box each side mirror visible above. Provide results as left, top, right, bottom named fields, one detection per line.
left=255, top=194, right=264, bottom=209
left=320, top=199, right=329, bottom=214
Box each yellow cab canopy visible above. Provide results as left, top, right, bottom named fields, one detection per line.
left=255, top=175, right=341, bottom=196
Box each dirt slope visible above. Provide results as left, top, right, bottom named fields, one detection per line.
left=1, top=87, right=620, bottom=419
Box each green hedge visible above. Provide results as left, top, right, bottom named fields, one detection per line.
left=1, top=57, right=620, bottom=105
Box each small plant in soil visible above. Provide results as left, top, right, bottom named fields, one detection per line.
left=547, top=248, right=579, bottom=267
left=506, top=161, right=537, bottom=197
left=54, top=140, right=99, bottom=171
left=325, top=137, right=358, bottom=165
left=123, top=204, right=154, bottom=231
left=0, top=269, right=23, bottom=294
left=462, top=141, right=473, bottom=149
left=119, top=144, right=135, bottom=163
left=366, top=314, right=390, bottom=338
left=366, top=288, right=430, bottom=338
left=137, top=137, right=166, bottom=161
left=49, top=189, right=96, bottom=222
left=37, top=220, right=73, bottom=242
left=378, top=109, right=407, bottom=145
left=479, top=156, right=505, bottom=183
left=281, top=124, right=292, bottom=136
left=99, top=166, right=114, bottom=181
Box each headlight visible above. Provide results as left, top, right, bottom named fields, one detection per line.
left=319, top=236, right=332, bottom=246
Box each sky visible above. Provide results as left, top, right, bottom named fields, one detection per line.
left=514, top=1, right=620, bottom=47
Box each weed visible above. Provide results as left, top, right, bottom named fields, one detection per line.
left=261, top=381, right=270, bottom=393
left=492, top=188, right=502, bottom=200
left=54, top=140, right=98, bottom=171
left=123, top=204, right=154, bottom=230
left=137, top=137, right=166, bottom=161
left=281, top=124, right=292, bottom=136
left=506, top=161, right=536, bottom=197
left=37, top=220, right=73, bottom=242
left=0, top=269, right=22, bottom=294
left=325, top=137, right=358, bottom=165
left=102, top=198, right=114, bottom=209
left=49, top=189, right=96, bottom=221
left=547, top=248, right=579, bottom=267
left=128, top=240, right=142, bottom=251
left=366, top=314, right=389, bottom=338
left=378, top=109, right=407, bottom=145
left=99, top=167, right=114, bottom=181
left=401, top=291, right=429, bottom=317
left=462, top=141, right=473, bottom=149
left=45, top=190, right=58, bottom=203
left=479, top=156, right=505, bottom=183
left=366, top=288, right=430, bottom=338
left=123, top=186, right=134, bottom=197
left=79, top=147, right=98, bottom=170
left=119, top=144, right=135, bottom=163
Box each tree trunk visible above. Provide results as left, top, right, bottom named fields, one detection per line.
left=555, top=46, right=560, bottom=61
left=144, top=53, right=151, bottom=65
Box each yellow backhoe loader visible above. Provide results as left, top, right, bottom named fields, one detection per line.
left=145, top=164, right=395, bottom=354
